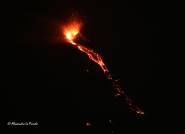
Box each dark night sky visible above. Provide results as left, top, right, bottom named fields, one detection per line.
left=1, top=0, right=180, bottom=133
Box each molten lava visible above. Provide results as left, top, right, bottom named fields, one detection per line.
left=61, top=13, right=144, bottom=114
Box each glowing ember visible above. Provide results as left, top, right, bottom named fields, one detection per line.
left=62, top=13, right=144, bottom=114
left=109, top=120, right=114, bottom=125
left=85, top=122, right=92, bottom=126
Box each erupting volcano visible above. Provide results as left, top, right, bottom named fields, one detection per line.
left=61, top=13, right=144, bottom=114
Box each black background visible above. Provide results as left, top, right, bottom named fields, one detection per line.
left=1, top=0, right=180, bottom=133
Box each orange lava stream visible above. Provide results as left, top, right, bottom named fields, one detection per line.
left=62, top=13, right=144, bottom=114
left=76, top=44, right=144, bottom=114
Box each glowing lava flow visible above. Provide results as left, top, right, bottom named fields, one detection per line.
left=62, top=14, right=144, bottom=114
left=77, top=45, right=144, bottom=114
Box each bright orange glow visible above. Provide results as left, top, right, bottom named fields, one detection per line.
left=62, top=13, right=144, bottom=114
left=62, top=13, right=84, bottom=45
